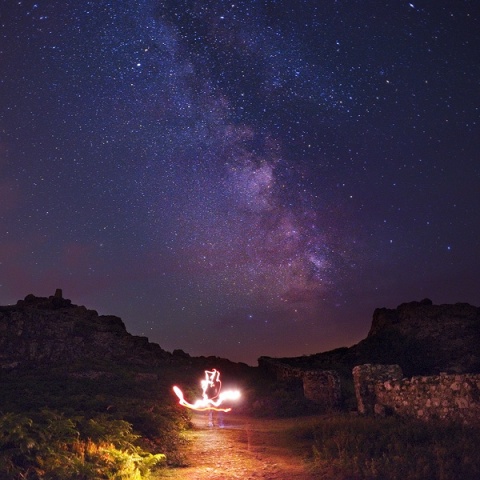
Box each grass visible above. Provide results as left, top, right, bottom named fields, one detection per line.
left=3, top=361, right=480, bottom=479
left=310, top=414, right=480, bottom=480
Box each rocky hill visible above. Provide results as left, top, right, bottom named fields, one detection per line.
left=3, top=292, right=479, bottom=380
left=362, top=298, right=480, bottom=374
left=0, top=289, right=172, bottom=369
left=260, top=299, right=480, bottom=377
left=0, top=290, right=254, bottom=383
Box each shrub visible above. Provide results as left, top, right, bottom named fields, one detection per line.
left=0, top=410, right=165, bottom=479
left=0, top=366, right=189, bottom=466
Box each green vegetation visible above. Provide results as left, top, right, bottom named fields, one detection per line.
left=0, top=364, right=191, bottom=479
left=0, top=410, right=165, bottom=479
left=311, top=414, right=480, bottom=480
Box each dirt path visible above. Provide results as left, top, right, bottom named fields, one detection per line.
left=157, top=411, right=320, bottom=480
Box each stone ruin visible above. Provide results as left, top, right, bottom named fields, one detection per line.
left=302, top=370, right=341, bottom=408
left=353, top=363, right=480, bottom=424
left=352, top=364, right=403, bottom=416
left=258, top=357, right=341, bottom=408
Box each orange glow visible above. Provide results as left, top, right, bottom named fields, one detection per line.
left=173, top=369, right=241, bottom=412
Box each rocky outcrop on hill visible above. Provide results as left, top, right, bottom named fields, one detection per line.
left=361, top=299, right=480, bottom=374
left=0, top=289, right=171, bottom=368
left=260, top=299, right=480, bottom=377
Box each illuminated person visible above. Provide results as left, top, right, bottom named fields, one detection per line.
left=202, top=369, right=224, bottom=427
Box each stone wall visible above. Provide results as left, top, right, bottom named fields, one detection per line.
left=303, top=370, right=341, bottom=407
left=259, top=357, right=341, bottom=407
left=375, top=372, right=480, bottom=423
left=353, top=363, right=480, bottom=424
left=352, top=364, right=403, bottom=415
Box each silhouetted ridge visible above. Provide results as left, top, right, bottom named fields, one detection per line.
left=260, top=299, right=480, bottom=377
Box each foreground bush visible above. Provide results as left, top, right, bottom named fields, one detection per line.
left=0, top=366, right=190, bottom=467
left=312, top=415, right=480, bottom=480
left=0, top=410, right=165, bottom=479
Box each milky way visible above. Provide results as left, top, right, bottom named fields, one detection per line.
left=1, top=1, right=479, bottom=364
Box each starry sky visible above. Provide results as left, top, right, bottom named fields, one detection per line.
left=1, top=1, right=479, bottom=365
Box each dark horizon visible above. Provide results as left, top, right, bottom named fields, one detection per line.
left=1, top=1, right=479, bottom=365
left=3, top=289, right=479, bottom=367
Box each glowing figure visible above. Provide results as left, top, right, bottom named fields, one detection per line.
left=173, top=369, right=240, bottom=412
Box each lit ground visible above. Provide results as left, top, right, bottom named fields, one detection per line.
left=156, top=411, right=321, bottom=479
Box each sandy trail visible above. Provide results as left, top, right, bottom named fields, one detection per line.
left=157, top=411, right=320, bottom=479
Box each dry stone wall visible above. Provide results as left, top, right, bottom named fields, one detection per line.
left=353, top=363, right=480, bottom=424
left=352, top=364, right=403, bottom=415
left=302, top=370, right=341, bottom=407
left=258, top=357, right=341, bottom=407
left=375, top=372, right=480, bottom=423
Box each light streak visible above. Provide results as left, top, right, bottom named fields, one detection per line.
left=173, top=369, right=241, bottom=412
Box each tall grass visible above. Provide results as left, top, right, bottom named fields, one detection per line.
left=312, top=415, right=480, bottom=480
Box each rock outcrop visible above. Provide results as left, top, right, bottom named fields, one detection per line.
left=363, top=299, right=480, bottom=374
left=0, top=290, right=170, bottom=368
left=261, top=299, right=480, bottom=377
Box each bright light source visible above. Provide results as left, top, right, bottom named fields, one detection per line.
left=173, top=369, right=241, bottom=412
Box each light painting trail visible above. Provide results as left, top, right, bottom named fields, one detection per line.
left=173, top=369, right=241, bottom=412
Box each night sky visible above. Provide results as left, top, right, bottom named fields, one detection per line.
left=1, top=1, right=479, bottom=365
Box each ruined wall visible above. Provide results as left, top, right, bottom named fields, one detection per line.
left=375, top=372, right=480, bottom=423
left=303, top=370, right=341, bottom=407
left=352, top=364, right=403, bottom=415
left=258, top=357, right=341, bottom=407
left=353, top=364, right=480, bottom=424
